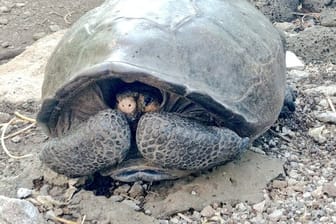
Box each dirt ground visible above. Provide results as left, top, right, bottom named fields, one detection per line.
left=0, top=0, right=103, bottom=63
left=0, top=1, right=336, bottom=224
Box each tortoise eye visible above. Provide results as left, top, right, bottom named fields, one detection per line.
left=144, top=96, right=153, bottom=105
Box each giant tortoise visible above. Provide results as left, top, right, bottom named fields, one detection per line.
left=37, top=0, right=290, bottom=182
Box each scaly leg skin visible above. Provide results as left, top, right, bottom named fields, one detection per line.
left=40, top=109, right=131, bottom=177
left=136, top=113, right=249, bottom=170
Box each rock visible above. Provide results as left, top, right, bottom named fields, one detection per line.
left=286, top=51, right=305, bottom=70
left=170, top=217, right=179, bottom=224
left=122, top=199, right=141, bottom=211
left=287, top=26, right=336, bottom=64
left=114, top=184, right=130, bottom=195
left=272, top=180, right=288, bottom=189
left=17, top=188, right=33, bottom=199
left=144, top=151, right=285, bottom=218
left=323, top=183, right=336, bottom=197
left=129, top=182, right=145, bottom=198
left=316, top=111, right=336, bottom=124
left=303, top=192, right=312, bottom=199
left=0, top=196, right=46, bottom=224
left=11, top=136, right=21, bottom=143
left=321, top=9, right=336, bottom=27
left=110, top=195, right=124, bottom=202
left=274, top=22, right=295, bottom=32
left=0, top=30, right=65, bottom=103
left=32, top=32, right=47, bottom=41
left=200, top=205, right=216, bottom=217
left=253, top=200, right=266, bottom=213
left=15, top=3, right=26, bottom=8
left=0, top=112, right=11, bottom=123
left=0, top=18, right=9, bottom=25
left=49, top=24, right=61, bottom=32
left=312, top=186, right=323, bottom=198
left=269, top=209, right=283, bottom=222
left=0, top=6, right=11, bottom=13
left=144, top=209, right=152, bottom=215
left=309, top=126, right=327, bottom=143
left=1, top=41, right=10, bottom=48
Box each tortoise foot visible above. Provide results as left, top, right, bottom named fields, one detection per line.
left=40, top=109, right=131, bottom=177
left=136, top=113, right=249, bottom=170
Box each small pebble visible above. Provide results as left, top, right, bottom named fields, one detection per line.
left=323, top=183, right=336, bottom=197
left=121, top=200, right=141, bottom=211
left=272, top=180, right=288, bottom=189
left=286, top=51, right=305, bottom=70
left=308, top=126, right=327, bottom=144
left=144, top=209, right=152, bottom=215
left=110, top=195, right=124, bottom=202
left=0, top=18, right=9, bottom=25
left=11, top=136, right=21, bottom=143
left=269, top=209, right=283, bottom=222
left=170, top=217, right=179, bottom=224
left=253, top=200, right=266, bottom=213
left=49, top=24, right=61, bottom=32
left=200, top=205, right=216, bottom=217
left=128, top=182, right=145, bottom=198
left=17, top=188, right=33, bottom=199
left=0, top=112, right=11, bottom=123
left=32, top=32, right=47, bottom=41
left=15, top=3, right=26, bottom=7
left=0, top=6, right=10, bottom=13
left=113, top=184, right=130, bottom=195
left=1, top=41, right=10, bottom=48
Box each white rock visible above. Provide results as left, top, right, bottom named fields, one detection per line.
left=316, top=112, right=336, bottom=124
left=0, top=196, right=46, bottom=224
left=121, top=200, right=141, bottom=211
left=17, top=188, right=33, bottom=199
left=11, top=136, right=21, bottom=143
left=0, top=18, right=9, bottom=25
left=49, top=24, right=61, bottom=32
left=15, top=3, right=26, bottom=7
left=253, top=200, right=266, bottom=213
left=269, top=209, right=284, bottom=222
left=0, top=6, right=11, bottom=13
left=308, top=126, right=327, bottom=144
left=303, top=192, right=311, bottom=199
left=286, top=51, right=305, bottom=70
left=200, top=205, right=216, bottom=217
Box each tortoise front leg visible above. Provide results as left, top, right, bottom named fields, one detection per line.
left=40, top=109, right=131, bottom=177
left=136, top=113, right=249, bottom=170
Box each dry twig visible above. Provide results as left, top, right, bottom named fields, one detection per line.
left=326, top=95, right=336, bottom=112
left=1, top=118, right=33, bottom=159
